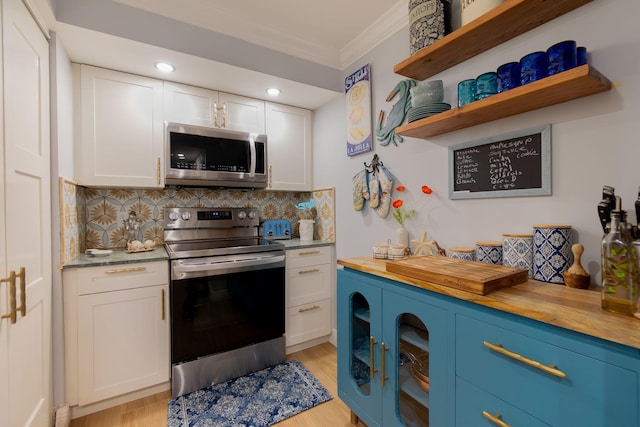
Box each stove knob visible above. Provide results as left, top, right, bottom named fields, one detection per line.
left=237, top=211, right=247, bottom=220
left=181, top=212, right=192, bottom=221
left=168, top=212, right=179, bottom=221
left=248, top=211, right=257, bottom=219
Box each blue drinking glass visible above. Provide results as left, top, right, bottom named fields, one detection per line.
left=497, top=62, right=522, bottom=92
left=520, top=51, right=549, bottom=85
left=475, top=72, right=498, bottom=100
left=458, top=79, right=477, bottom=107
left=577, top=46, right=587, bottom=66
left=547, top=40, right=577, bottom=75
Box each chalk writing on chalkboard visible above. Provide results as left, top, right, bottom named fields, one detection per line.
left=448, top=125, right=551, bottom=200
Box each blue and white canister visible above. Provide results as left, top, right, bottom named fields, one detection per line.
left=475, top=241, right=503, bottom=265
left=409, top=0, right=451, bottom=54
left=533, top=224, right=573, bottom=284
left=502, top=233, right=534, bottom=277
left=448, top=246, right=476, bottom=261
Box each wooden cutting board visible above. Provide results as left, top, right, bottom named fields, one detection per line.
left=386, top=255, right=528, bottom=295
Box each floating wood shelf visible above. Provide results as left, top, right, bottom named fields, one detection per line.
left=395, top=65, right=611, bottom=139
left=394, top=0, right=594, bottom=81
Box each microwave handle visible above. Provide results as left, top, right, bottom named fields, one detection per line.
left=249, top=133, right=257, bottom=177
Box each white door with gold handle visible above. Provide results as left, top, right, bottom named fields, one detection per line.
left=0, top=0, right=52, bottom=425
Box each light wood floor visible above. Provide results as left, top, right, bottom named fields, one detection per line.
left=70, top=342, right=366, bottom=426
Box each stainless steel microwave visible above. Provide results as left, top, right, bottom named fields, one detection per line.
left=165, top=122, right=268, bottom=188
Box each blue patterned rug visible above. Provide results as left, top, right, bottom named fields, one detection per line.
left=167, top=360, right=332, bottom=426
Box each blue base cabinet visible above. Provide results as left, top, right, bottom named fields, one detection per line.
left=337, top=268, right=451, bottom=427
left=338, top=267, right=640, bottom=427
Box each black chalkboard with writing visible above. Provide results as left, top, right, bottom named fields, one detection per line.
left=448, top=125, right=551, bottom=199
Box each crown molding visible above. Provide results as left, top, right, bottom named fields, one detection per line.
left=339, top=1, right=407, bottom=70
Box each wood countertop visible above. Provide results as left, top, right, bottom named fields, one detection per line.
left=338, top=256, right=640, bottom=351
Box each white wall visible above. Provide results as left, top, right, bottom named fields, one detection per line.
left=313, top=0, right=640, bottom=283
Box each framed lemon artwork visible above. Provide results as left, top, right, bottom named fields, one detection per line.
left=345, top=64, right=372, bottom=156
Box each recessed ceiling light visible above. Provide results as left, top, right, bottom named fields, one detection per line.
left=155, top=62, right=175, bottom=73
left=266, top=87, right=281, bottom=96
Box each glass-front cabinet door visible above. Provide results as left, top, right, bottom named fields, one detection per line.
left=382, top=291, right=447, bottom=427
left=337, top=272, right=383, bottom=426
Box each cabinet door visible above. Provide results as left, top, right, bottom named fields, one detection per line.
left=77, top=284, right=169, bottom=405
left=219, top=92, right=265, bottom=133
left=265, top=102, right=312, bottom=191
left=77, top=65, right=164, bottom=188
left=337, top=269, right=383, bottom=427
left=163, top=81, right=217, bottom=127
left=382, top=289, right=448, bottom=427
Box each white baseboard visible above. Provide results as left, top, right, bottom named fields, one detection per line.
left=70, top=382, right=170, bottom=419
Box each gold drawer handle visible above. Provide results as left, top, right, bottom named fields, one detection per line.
left=482, top=411, right=512, bottom=427
left=298, top=250, right=320, bottom=256
left=298, top=268, right=320, bottom=275
left=104, top=266, right=147, bottom=275
left=298, top=305, right=320, bottom=313
left=483, top=341, right=567, bottom=378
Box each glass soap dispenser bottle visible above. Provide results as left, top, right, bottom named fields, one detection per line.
left=601, top=196, right=638, bottom=315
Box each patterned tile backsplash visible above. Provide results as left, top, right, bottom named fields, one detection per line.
left=60, top=181, right=335, bottom=265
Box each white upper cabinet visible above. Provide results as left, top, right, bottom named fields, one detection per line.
left=164, top=81, right=265, bottom=133
left=75, top=64, right=164, bottom=188
left=265, top=102, right=312, bottom=191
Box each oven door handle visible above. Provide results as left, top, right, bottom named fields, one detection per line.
left=171, top=253, right=285, bottom=280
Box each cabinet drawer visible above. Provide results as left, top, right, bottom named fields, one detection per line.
left=75, top=261, right=168, bottom=295
left=287, top=263, right=331, bottom=307
left=456, top=377, right=549, bottom=427
left=286, top=298, right=331, bottom=347
left=286, top=246, right=332, bottom=269
left=456, top=314, right=638, bottom=426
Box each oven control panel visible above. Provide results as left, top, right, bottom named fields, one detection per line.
left=164, top=207, right=259, bottom=229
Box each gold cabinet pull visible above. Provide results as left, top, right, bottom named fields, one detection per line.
left=268, top=165, right=273, bottom=189
left=298, top=250, right=320, bottom=256
left=298, top=305, right=320, bottom=313
left=161, top=289, right=166, bottom=321
left=380, top=342, right=389, bottom=388
left=156, top=157, right=161, bottom=185
left=104, top=266, right=147, bottom=275
left=298, top=268, right=320, bottom=275
left=16, top=267, right=25, bottom=318
left=369, top=336, right=378, bottom=381
left=483, top=341, right=567, bottom=378
left=1, top=271, right=17, bottom=324
left=482, top=411, right=512, bottom=427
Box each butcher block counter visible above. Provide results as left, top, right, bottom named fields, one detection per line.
left=338, top=256, right=640, bottom=351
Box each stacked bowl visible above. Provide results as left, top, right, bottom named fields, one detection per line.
left=407, top=80, right=451, bottom=123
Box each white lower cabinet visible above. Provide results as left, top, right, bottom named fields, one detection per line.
left=63, top=261, right=170, bottom=408
left=285, top=246, right=333, bottom=350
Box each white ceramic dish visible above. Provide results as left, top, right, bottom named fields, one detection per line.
left=87, top=249, right=113, bottom=257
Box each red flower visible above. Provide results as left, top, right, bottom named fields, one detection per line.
left=422, top=185, right=433, bottom=194
left=392, top=200, right=404, bottom=209
left=396, top=185, right=406, bottom=192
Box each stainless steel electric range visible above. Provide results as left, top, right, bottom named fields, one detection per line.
left=164, top=207, right=286, bottom=398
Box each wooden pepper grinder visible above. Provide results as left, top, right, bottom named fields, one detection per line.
left=563, top=243, right=591, bottom=289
